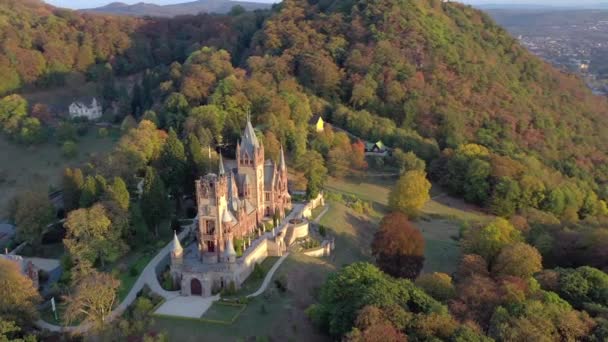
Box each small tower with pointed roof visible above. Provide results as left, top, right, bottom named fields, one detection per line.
left=224, top=232, right=237, bottom=264
left=170, top=230, right=184, bottom=285
left=171, top=231, right=183, bottom=261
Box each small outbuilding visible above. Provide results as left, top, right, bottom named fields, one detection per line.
left=309, top=115, right=325, bottom=132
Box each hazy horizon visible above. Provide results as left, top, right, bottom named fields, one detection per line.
left=43, top=0, right=607, bottom=10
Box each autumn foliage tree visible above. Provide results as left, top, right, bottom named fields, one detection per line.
left=491, top=242, right=542, bottom=279
left=0, top=259, right=41, bottom=327
left=388, top=170, right=431, bottom=217
left=372, top=212, right=425, bottom=279
left=64, top=203, right=126, bottom=267
left=12, top=190, right=55, bottom=248
left=462, top=218, right=523, bottom=263
left=345, top=306, right=407, bottom=342
left=64, top=270, right=120, bottom=330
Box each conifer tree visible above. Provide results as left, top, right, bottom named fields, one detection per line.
left=158, top=129, right=187, bottom=196
left=141, top=167, right=170, bottom=237
left=63, top=168, right=84, bottom=211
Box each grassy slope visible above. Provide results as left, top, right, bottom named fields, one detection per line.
left=0, top=131, right=117, bottom=219
left=322, top=175, right=491, bottom=275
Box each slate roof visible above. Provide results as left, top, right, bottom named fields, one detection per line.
left=241, top=118, right=259, bottom=158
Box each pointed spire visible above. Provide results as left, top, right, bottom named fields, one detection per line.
left=279, top=145, right=286, bottom=172
left=172, top=230, right=183, bottom=256
left=242, top=114, right=259, bottom=150
left=218, top=152, right=225, bottom=176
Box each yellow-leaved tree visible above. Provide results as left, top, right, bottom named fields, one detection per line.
left=388, top=170, right=431, bottom=217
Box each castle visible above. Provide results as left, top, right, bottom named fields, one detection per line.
left=170, top=118, right=292, bottom=296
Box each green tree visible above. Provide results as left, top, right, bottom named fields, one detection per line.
left=492, top=242, right=542, bottom=278
left=61, top=140, right=77, bottom=159
left=141, top=167, right=170, bottom=236
left=162, top=92, right=189, bottom=131
left=0, top=259, right=41, bottom=327
left=299, top=151, right=328, bottom=199
left=463, top=218, right=523, bottom=262
left=63, top=168, right=84, bottom=211
left=307, top=262, right=442, bottom=337
left=393, top=149, right=426, bottom=174
left=13, top=190, right=54, bottom=248
left=64, top=204, right=125, bottom=267
left=157, top=129, right=187, bottom=195
left=0, top=94, right=27, bottom=136
left=388, top=170, right=431, bottom=217
left=415, top=273, right=456, bottom=303
left=186, top=105, right=225, bottom=145
left=490, top=177, right=522, bottom=217
left=106, top=177, right=130, bottom=211
left=372, top=212, right=425, bottom=279
left=463, top=159, right=491, bottom=205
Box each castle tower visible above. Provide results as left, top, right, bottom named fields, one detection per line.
left=237, top=117, right=265, bottom=220
left=195, top=154, right=229, bottom=263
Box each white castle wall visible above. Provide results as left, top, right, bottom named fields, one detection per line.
left=302, top=193, right=325, bottom=219
left=284, top=221, right=309, bottom=247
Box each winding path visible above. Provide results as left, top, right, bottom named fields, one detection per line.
left=35, top=224, right=193, bottom=333
left=246, top=252, right=290, bottom=298
left=313, top=205, right=329, bottom=224
left=36, top=201, right=314, bottom=332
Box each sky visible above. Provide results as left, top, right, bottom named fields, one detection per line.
left=44, top=0, right=279, bottom=9
left=43, top=0, right=603, bottom=10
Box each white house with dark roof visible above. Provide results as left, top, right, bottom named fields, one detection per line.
left=69, top=98, right=102, bottom=120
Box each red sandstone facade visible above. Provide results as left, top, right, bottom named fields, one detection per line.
left=195, top=119, right=291, bottom=263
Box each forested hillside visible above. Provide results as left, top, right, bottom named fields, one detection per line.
left=0, top=0, right=267, bottom=94
left=3, top=0, right=608, bottom=340
left=252, top=0, right=608, bottom=183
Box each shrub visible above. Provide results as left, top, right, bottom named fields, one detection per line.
left=97, top=127, right=109, bottom=138
left=129, top=265, right=139, bottom=277
left=275, top=274, right=288, bottom=292
left=61, top=140, right=78, bottom=158
left=252, top=263, right=265, bottom=280
left=318, top=225, right=327, bottom=237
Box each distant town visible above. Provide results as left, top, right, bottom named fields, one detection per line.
left=488, top=9, right=608, bottom=95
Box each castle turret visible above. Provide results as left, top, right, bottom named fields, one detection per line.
left=224, top=233, right=237, bottom=264
left=171, top=230, right=183, bottom=262
left=170, top=230, right=184, bottom=286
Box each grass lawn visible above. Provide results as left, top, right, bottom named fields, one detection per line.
left=151, top=254, right=331, bottom=342
left=39, top=302, right=79, bottom=326
left=116, top=250, right=157, bottom=301
left=200, top=302, right=246, bottom=323
left=19, top=242, right=64, bottom=259
left=0, top=131, right=117, bottom=219
left=417, top=219, right=462, bottom=274
left=324, top=176, right=491, bottom=275
left=228, top=257, right=279, bottom=298
left=310, top=205, right=326, bottom=221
